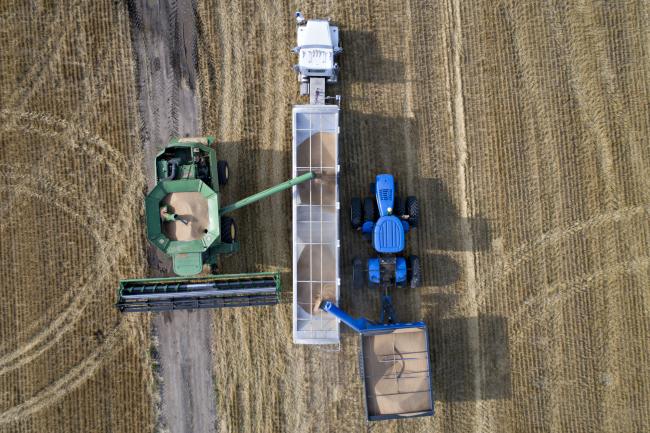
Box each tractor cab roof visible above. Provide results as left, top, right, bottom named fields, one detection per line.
left=373, top=215, right=405, bottom=254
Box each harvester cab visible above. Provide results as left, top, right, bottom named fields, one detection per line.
left=116, top=136, right=315, bottom=313
left=350, top=174, right=421, bottom=289
left=292, top=11, right=341, bottom=104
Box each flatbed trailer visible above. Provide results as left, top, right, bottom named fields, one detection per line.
left=292, top=104, right=340, bottom=344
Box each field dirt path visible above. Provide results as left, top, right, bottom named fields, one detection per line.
left=128, top=1, right=217, bottom=432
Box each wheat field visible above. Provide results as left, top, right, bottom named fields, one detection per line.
left=1, top=0, right=649, bottom=432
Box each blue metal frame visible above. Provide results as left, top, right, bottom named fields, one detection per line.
left=368, top=257, right=407, bottom=284
left=374, top=174, right=395, bottom=217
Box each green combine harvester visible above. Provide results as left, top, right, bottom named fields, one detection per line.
left=116, top=136, right=314, bottom=313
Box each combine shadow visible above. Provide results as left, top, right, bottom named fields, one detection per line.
left=340, top=31, right=406, bottom=83
left=427, top=315, right=512, bottom=401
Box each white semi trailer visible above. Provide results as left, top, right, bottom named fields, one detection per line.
left=292, top=12, right=341, bottom=344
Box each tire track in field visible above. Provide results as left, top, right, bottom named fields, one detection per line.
left=0, top=43, right=124, bottom=217
left=0, top=319, right=129, bottom=425
left=0, top=158, right=143, bottom=375
left=0, top=110, right=129, bottom=179
left=508, top=255, right=650, bottom=347
left=4, top=1, right=74, bottom=108
left=475, top=203, right=650, bottom=303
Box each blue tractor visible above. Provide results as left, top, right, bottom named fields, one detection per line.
left=350, top=174, right=422, bottom=291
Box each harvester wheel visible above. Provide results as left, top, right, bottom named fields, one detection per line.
left=352, top=257, right=365, bottom=289
left=393, top=196, right=405, bottom=216
left=217, top=160, right=229, bottom=186
left=406, top=196, right=419, bottom=227
left=220, top=217, right=237, bottom=243
left=363, top=197, right=376, bottom=222
left=409, top=255, right=422, bottom=288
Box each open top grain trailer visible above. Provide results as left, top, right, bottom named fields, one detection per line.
left=292, top=105, right=340, bottom=343
left=319, top=301, right=434, bottom=421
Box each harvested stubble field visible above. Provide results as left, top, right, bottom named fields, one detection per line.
left=1, top=0, right=649, bottom=433
left=197, top=0, right=650, bottom=432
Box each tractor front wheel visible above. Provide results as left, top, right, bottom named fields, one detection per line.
left=406, top=196, right=420, bottom=227
left=217, top=160, right=229, bottom=186
left=352, top=257, right=365, bottom=290
left=409, top=255, right=422, bottom=288
left=350, top=197, right=362, bottom=229
left=363, top=197, right=376, bottom=222
left=220, top=217, right=237, bottom=243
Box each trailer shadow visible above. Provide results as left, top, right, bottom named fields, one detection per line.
left=427, top=314, right=512, bottom=401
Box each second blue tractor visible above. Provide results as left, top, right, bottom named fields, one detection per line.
left=350, top=174, right=422, bottom=292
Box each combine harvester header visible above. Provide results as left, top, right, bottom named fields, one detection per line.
left=291, top=12, right=342, bottom=344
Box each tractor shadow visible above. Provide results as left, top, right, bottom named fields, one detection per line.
left=427, top=313, right=512, bottom=401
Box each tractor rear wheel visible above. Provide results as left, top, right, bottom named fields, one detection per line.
left=409, top=255, right=422, bottom=288
left=363, top=197, right=376, bottom=222
left=350, top=197, right=362, bottom=229
left=217, top=160, right=229, bottom=186
left=406, top=196, right=420, bottom=227
left=220, top=217, right=237, bottom=243
left=352, top=257, right=365, bottom=289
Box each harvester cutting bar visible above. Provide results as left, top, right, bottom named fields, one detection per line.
left=116, top=272, right=281, bottom=313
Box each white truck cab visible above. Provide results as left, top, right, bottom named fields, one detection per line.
left=293, top=12, right=342, bottom=101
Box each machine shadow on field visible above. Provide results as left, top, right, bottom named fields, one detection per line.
left=340, top=112, right=491, bottom=253
left=427, top=314, right=512, bottom=401
left=415, top=177, right=492, bottom=252
left=340, top=31, right=406, bottom=83
left=206, top=141, right=294, bottom=286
